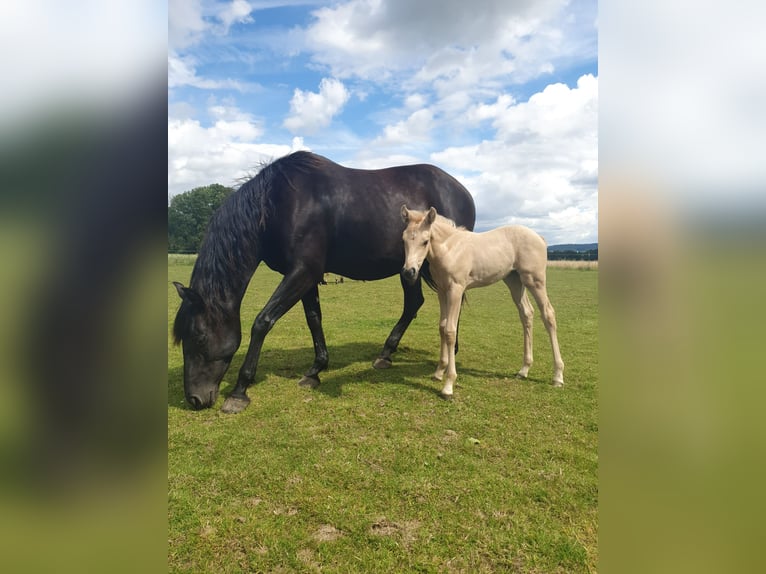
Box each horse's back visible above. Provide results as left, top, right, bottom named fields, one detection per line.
left=269, top=152, right=475, bottom=280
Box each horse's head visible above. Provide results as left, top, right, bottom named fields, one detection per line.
left=172, top=282, right=241, bottom=409
left=401, top=205, right=437, bottom=285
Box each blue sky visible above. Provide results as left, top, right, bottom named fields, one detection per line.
left=169, top=0, right=598, bottom=243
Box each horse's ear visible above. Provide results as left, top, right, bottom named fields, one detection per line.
left=401, top=204, right=410, bottom=222
left=173, top=281, right=204, bottom=309
left=425, top=206, right=437, bottom=225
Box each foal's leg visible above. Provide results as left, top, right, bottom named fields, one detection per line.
left=299, top=284, right=329, bottom=388
left=433, top=289, right=450, bottom=382
left=374, top=274, right=425, bottom=369
left=439, top=286, right=464, bottom=399
left=504, top=271, right=535, bottom=379
left=520, top=271, right=565, bottom=386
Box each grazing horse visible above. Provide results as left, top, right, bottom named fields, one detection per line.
left=400, top=206, right=564, bottom=399
left=173, top=152, right=475, bottom=413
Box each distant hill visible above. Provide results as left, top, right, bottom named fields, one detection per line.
left=548, top=243, right=598, bottom=252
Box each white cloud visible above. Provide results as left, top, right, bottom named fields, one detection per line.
left=304, top=0, right=579, bottom=90
left=283, top=78, right=350, bottom=135
left=216, top=0, right=253, bottom=34
left=169, top=0, right=254, bottom=49
left=466, top=94, right=515, bottom=123
left=375, top=108, right=434, bottom=146
left=168, top=103, right=305, bottom=197
left=431, top=74, right=598, bottom=243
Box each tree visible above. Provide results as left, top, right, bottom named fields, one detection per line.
left=168, top=184, right=234, bottom=252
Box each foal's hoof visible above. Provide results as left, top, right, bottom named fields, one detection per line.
left=221, top=395, right=251, bottom=414
left=298, top=375, right=320, bottom=389
left=551, top=380, right=564, bottom=388
left=439, top=392, right=454, bottom=401
left=373, top=357, right=393, bottom=370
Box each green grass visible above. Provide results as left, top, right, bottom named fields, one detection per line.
left=168, top=260, right=598, bottom=573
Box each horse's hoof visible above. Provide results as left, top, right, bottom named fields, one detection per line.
left=299, top=375, right=320, bottom=389
left=432, top=373, right=444, bottom=382
left=439, top=392, right=454, bottom=401
left=221, top=396, right=250, bottom=414
left=552, top=380, right=564, bottom=388
left=373, top=357, right=392, bottom=370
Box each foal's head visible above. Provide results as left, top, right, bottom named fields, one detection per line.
left=401, top=205, right=437, bottom=285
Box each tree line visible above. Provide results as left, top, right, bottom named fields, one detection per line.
left=168, top=184, right=233, bottom=252
left=547, top=248, right=598, bottom=261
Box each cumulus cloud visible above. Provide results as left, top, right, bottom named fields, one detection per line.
left=168, top=103, right=307, bottom=197
left=168, top=54, right=248, bottom=90
left=169, top=0, right=258, bottom=93
left=303, top=0, right=585, bottom=90
left=216, top=0, right=253, bottom=34
left=283, top=78, right=350, bottom=135
left=431, top=74, right=598, bottom=243
left=375, top=108, right=434, bottom=146
left=170, top=0, right=254, bottom=49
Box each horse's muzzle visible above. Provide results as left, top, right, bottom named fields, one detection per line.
left=186, top=389, right=218, bottom=410
left=402, top=266, right=419, bottom=285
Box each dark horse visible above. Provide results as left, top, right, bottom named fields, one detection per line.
left=173, top=151, right=475, bottom=413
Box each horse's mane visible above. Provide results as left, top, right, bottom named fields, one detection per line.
left=175, top=152, right=325, bottom=343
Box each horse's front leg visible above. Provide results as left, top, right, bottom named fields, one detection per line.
left=374, top=274, right=424, bottom=369
left=298, top=284, right=328, bottom=388
left=439, top=287, right=464, bottom=400
left=222, top=268, right=316, bottom=414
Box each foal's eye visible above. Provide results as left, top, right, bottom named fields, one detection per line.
left=422, top=240, right=428, bottom=246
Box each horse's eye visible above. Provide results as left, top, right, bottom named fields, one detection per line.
left=422, top=240, right=428, bottom=246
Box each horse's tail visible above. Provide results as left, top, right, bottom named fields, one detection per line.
left=420, top=260, right=439, bottom=292
left=419, top=262, right=468, bottom=306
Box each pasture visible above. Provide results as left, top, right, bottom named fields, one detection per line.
left=168, top=256, right=598, bottom=573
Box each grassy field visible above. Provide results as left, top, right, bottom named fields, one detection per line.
left=168, top=258, right=598, bottom=573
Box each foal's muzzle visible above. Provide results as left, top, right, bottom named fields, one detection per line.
left=402, top=266, right=419, bottom=285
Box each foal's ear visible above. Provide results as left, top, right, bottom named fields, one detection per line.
left=425, top=206, right=437, bottom=225
left=400, top=204, right=410, bottom=222
left=173, top=281, right=204, bottom=308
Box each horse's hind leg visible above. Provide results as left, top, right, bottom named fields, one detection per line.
left=520, top=271, right=564, bottom=387
left=373, top=274, right=424, bottom=369
left=299, top=284, right=328, bottom=388
left=504, top=271, right=534, bottom=379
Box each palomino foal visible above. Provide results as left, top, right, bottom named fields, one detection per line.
left=401, top=206, right=564, bottom=399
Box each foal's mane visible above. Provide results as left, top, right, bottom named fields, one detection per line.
left=433, top=214, right=465, bottom=231
left=412, top=211, right=465, bottom=293
left=408, top=210, right=463, bottom=231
